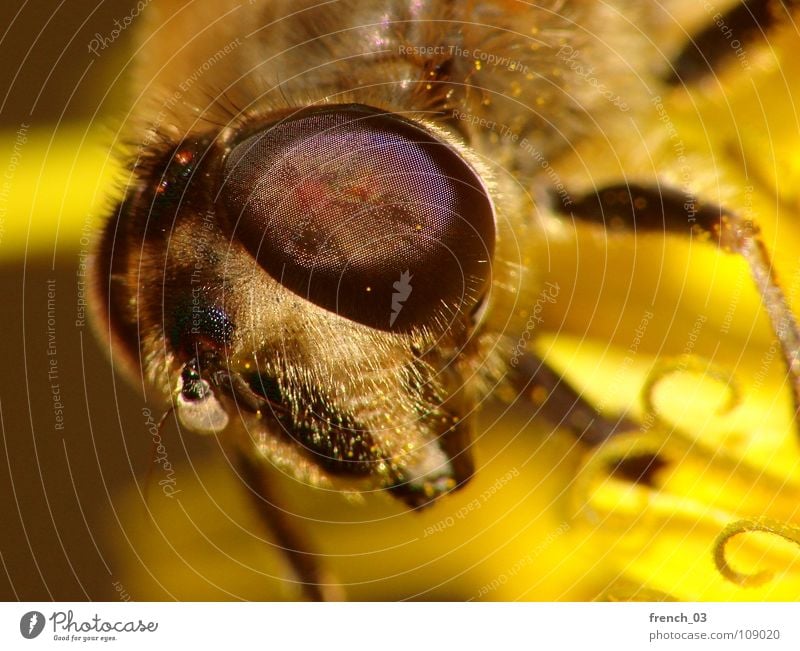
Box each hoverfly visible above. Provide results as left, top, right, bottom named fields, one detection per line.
left=91, top=0, right=800, bottom=599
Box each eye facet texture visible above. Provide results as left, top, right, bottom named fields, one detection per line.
left=220, top=104, right=495, bottom=331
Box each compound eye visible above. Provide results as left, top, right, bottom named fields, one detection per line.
left=220, top=104, right=495, bottom=331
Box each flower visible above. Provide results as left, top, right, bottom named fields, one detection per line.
left=5, top=18, right=800, bottom=602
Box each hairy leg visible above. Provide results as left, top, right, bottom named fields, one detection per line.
left=234, top=450, right=341, bottom=601
left=511, top=351, right=639, bottom=446
left=561, top=182, right=800, bottom=427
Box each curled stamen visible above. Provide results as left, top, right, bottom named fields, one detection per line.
left=714, top=518, right=800, bottom=587
left=642, top=355, right=741, bottom=426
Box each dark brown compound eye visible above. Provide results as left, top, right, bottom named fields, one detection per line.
left=219, top=104, right=495, bottom=331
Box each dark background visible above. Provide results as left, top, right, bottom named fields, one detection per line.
left=0, top=0, right=232, bottom=601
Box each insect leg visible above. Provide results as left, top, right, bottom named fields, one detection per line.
left=234, top=451, right=341, bottom=601
left=512, top=351, right=639, bottom=445
left=564, top=182, right=800, bottom=429
left=667, top=0, right=799, bottom=86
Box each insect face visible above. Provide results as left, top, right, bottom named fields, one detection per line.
left=94, top=95, right=506, bottom=508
